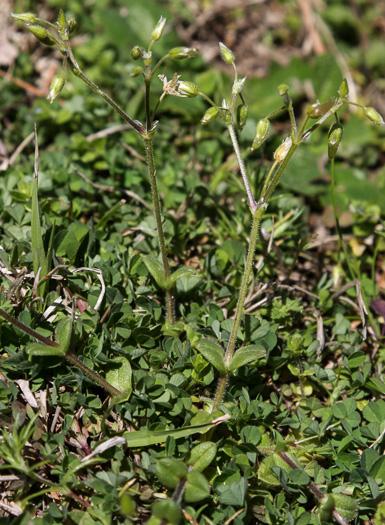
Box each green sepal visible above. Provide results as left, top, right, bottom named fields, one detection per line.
left=166, top=266, right=196, bottom=289
left=195, top=338, right=226, bottom=373
left=142, top=255, right=166, bottom=289
left=184, top=470, right=210, bottom=502
left=227, top=344, right=265, bottom=372
left=155, top=458, right=187, bottom=489
left=26, top=342, right=66, bottom=357
left=186, top=442, right=216, bottom=472
left=55, top=318, right=73, bottom=353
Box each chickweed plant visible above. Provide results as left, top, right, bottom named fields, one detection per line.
left=1, top=7, right=384, bottom=524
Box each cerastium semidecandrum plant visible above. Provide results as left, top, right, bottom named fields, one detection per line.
left=11, top=10, right=199, bottom=326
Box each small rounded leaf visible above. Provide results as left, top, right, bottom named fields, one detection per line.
left=333, top=494, right=358, bottom=523
left=155, top=458, right=187, bottom=489
left=184, top=470, right=210, bottom=502
left=364, top=107, right=384, bottom=125
left=152, top=499, right=181, bottom=523
left=187, top=442, right=216, bottom=472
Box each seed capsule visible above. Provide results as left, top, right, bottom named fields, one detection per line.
left=201, top=106, right=219, bottom=125
left=364, top=106, right=384, bottom=125
left=219, top=42, right=235, bottom=64
left=251, top=118, right=270, bottom=150
left=328, top=123, right=343, bottom=159
left=151, top=16, right=166, bottom=41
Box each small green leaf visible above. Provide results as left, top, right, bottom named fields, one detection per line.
left=152, top=500, right=181, bottom=523
left=26, top=342, right=66, bottom=357
left=289, top=469, right=310, bottom=485
left=166, top=266, right=196, bottom=289
left=195, top=338, right=225, bottom=373
left=187, top=442, right=216, bottom=472
left=333, top=494, right=358, bottom=522
left=227, top=344, right=265, bottom=372
left=105, top=356, right=132, bottom=393
left=184, top=470, right=210, bottom=502
left=142, top=255, right=166, bottom=289
left=155, top=458, right=187, bottom=489
left=55, top=318, right=72, bottom=353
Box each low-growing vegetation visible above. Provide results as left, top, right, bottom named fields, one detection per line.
left=1, top=1, right=385, bottom=524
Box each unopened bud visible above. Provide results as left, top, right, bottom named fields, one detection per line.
left=169, top=47, right=199, bottom=60
left=131, top=46, right=144, bottom=60
left=338, top=78, right=349, bottom=98
left=47, top=74, right=65, bottom=103
left=201, top=106, right=219, bottom=125
left=251, top=118, right=270, bottom=150
left=151, top=16, right=166, bottom=41
left=27, top=25, right=56, bottom=46
left=237, top=104, right=249, bottom=130
left=130, top=66, right=143, bottom=77
left=364, top=106, right=384, bottom=125
left=67, top=17, right=77, bottom=34
left=178, top=81, right=199, bottom=98
left=219, top=42, right=235, bottom=64
left=328, top=123, right=343, bottom=159
left=274, top=136, right=292, bottom=162
left=277, top=84, right=289, bottom=96
left=11, top=12, right=36, bottom=24
left=307, top=98, right=334, bottom=118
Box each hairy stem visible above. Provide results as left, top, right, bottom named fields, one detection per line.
left=212, top=207, right=264, bottom=410
left=143, top=137, right=175, bottom=325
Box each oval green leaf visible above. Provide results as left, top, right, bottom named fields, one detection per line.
left=26, top=342, right=66, bottom=357
left=166, top=266, right=196, bottom=289
left=55, top=318, right=72, bottom=353
left=195, top=338, right=225, bottom=373
left=187, top=442, right=217, bottom=472
left=105, top=356, right=132, bottom=393
left=227, top=344, right=265, bottom=372
left=142, top=255, right=166, bottom=289
left=184, top=470, right=210, bottom=502
left=155, top=458, right=187, bottom=489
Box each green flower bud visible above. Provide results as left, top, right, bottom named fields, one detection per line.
left=364, top=106, right=384, bottom=125
left=178, top=81, right=199, bottom=98
left=328, top=123, right=343, bottom=159
left=251, top=118, right=270, bottom=150
left=130, top=66, right=143, bottom=77
left=11, top=12, right=36, bottom=24
left=307, top=98, right=334, bottom=118
left=339, top=78, right=349, bottom=98
left=201, top=106, right=219, bottom=125
left=151, top=16, right=166, bottom=41
left=27, top=25, right=56, bottom=46
left=237, top=103, right=249, bottom=130
left=277, top=84, right=289, bottom=96
left=274, top=136, right=292, bottom=162
left=47, top=74, right=65, bottom=103
left=131, top=46, right=143, bottom=60
left=219, top=42, right=235, bottom=64
left=169, top=46, right=199, bottom=60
